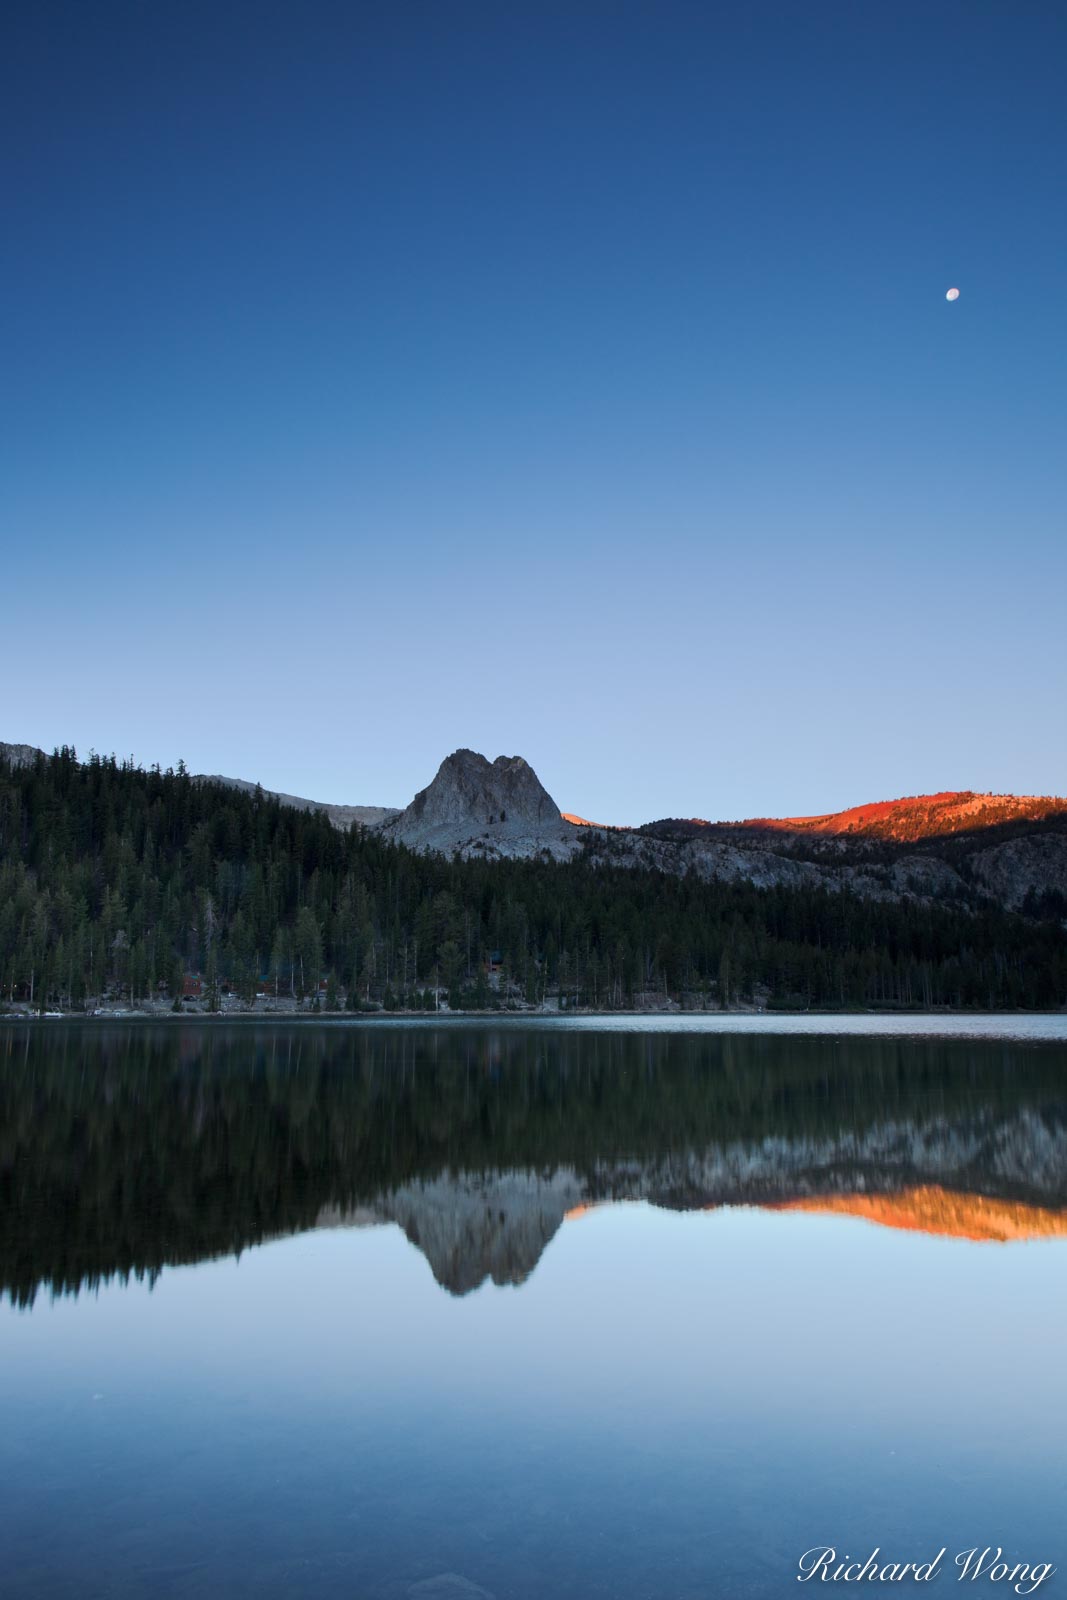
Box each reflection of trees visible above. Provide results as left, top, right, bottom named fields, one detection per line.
left=2, top=1023, right=1065, bottom=1307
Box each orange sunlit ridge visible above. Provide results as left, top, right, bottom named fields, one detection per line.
left=564, top=791, right=1067, bottom=843
left=733, top=791, right=1067, bottom=840
left=561, top=812, right=630, bottom=830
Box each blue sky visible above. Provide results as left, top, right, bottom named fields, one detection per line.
left=3, top=1, right=1065, bottom=822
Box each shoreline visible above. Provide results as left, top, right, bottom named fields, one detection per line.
left=3, top=1005, right=1065, bottom=1023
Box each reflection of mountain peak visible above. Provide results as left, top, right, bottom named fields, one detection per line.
left=312, top=1106, right=1067, bottom=1293
left=356, top=1171, right=584, bottom=1295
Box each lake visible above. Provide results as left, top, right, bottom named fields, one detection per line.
left=2, top=1017, right=1066, bottom=1598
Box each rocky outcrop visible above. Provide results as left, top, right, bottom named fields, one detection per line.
left=381, top=749, right=580, bottom=859
left=0, top=740, right=45, bottom=767
left=970, top=832, right=1067, bottom=911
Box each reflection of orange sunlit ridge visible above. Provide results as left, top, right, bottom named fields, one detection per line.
left=562, top=1192, right=1067, bottom=1243
left=766, top=1187, right=1067, bottom=1244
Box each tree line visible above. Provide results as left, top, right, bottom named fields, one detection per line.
left=1, top=747, right=1065, bottom=1013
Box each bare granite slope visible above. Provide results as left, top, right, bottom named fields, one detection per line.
left=0, top=741, right=46, bottom=767
left=380, top=748, right=581, bottom=859
left=970, top=832, right=1067, bottom=910
left=200, top=772, right=399, bottom=830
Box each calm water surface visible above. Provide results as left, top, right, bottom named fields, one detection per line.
left=2, top=1018, right=1066, bottom=1598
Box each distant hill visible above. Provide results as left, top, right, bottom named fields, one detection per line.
left=201, top=773, right=399, bottom=831
left=646, top=791, right=1067, bottom=845
left=0, top=742, right=400, bottom=830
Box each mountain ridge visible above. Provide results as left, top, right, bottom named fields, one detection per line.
left=4, top=739, right=1066, bottom=914
left=643, top=790, right=1067, bottom=845
left=4, top=741, right=1064, bottom=1018
left=6, top=738, right=1063, bottom=849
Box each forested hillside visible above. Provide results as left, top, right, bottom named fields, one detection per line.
left=1, top=748, right=1065, bottom=1013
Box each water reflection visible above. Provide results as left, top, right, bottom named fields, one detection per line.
left=4, top=1022, right=1065, bottom=1306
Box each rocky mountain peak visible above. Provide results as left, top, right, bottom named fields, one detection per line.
left=384, top=748, right=575, bottom=856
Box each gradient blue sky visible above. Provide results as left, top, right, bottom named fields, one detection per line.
left=3, top=1, right=1065, bottom=822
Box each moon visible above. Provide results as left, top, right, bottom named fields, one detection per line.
left=946, top=287, right=960, bottom=301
